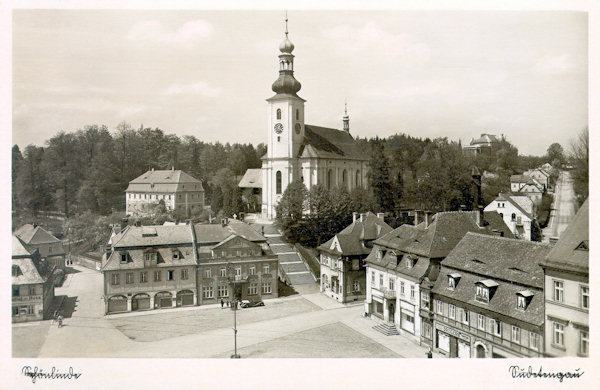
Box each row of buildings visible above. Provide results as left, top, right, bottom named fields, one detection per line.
left=318, top=199, right=588, bottom=358
left=101, top=219, right=279, bottom=314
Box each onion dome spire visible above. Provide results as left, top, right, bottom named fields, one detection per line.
left=343, top=99, right=350, bottom=133
left=271, top=11, right=302, bottom=97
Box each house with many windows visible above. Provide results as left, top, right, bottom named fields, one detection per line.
left=364, top=210, right=512, bottom=342
left=318, top=212, right=392, bottom=303
left=14, top=224, right=66, bottom=270
left=462, top=133, right=500, bottom=156
left=125, top=168, right=205, bottom=217
left=539, top=198, right=588, bottom=357
left=12, top=236, right=55, bottom=322
left=432, top=233, right=550, bottom=358
left=101, top=219, right=278, bottom=314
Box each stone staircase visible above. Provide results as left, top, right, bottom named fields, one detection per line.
left=373, top=322, right=400, bottom=336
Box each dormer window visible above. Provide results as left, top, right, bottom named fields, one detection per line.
left=476, top=285, right=489, bottom=302
left=376, top=249, right=383, bottom=260
left=407, top=256, right=416, bottom=268
left=516, top=290, right=533, bottom=309
left=475, top=280, right=498, bottom=303
left=448, top=273, right=461, bottom=290
left=12, top=265, right=20, bottom=277
left=144, top=251, right=156, bottom=266
left=120, top=253, right=128, bottom=264
left=172, top=250, right=180, bottom=260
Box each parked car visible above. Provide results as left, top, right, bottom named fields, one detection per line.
left=240, top=300, right=264, bottom=308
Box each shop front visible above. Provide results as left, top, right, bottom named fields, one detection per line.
left=400, top=301, right=416, bottom=334
left=435, top=322, right=471, bottom=358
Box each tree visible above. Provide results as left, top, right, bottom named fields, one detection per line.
left=12, top=145, right=23, bottom=210
left=546, top=143, right=565, bottom=167
left=368, top=140, right=395, bottom=212
left=570, top=127, right=588, bottom=206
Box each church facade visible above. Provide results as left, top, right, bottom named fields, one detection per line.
left=261, top=25, right=370, bottom=219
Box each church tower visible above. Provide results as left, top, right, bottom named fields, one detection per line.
left=262, top=14, right=306, bottom=219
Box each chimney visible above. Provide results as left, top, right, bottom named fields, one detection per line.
left=377, top=212, right=385, bottom=221
left=475, top=206, right=484, bottom=227
left=105, top=244, right=112, bottom=258
left=120, top=218, right=128, bottom=231
left=221, top=218, right=228, bottom=227
left=424, top=212, right=430, bottom=227
left=171, top=166, right=174, bottom=171
left=151, top=167, right=154, bottom=172
left=352, top=212, right=359, bottom=223
left=414, top=210, right=419, bottom=225
left=33, top=223, right=38, bottom=228
left=360, top=213, right=367, bottom=223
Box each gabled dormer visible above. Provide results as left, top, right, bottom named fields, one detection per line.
left=448, top=272, right=461, bottom=290
left=406, top=254, right=417, bottom=269
left=119, top=251, right=132, bottom=264
left=171, top=248, right=183, bottom=260
left=475, top=279, right=498, bottom=303
left=143, top=250, right=157, bottom=266
left=516, top=290, right=534, bottom=310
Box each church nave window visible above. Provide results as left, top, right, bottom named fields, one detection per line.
left=276, top=109, right=281, bottom=120
left=276, top=171, right=282, bottom=194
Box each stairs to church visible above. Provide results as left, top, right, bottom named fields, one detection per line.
left=373, top=322, right=400, bottom=336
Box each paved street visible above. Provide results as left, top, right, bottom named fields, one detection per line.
left=13, top=264, right=433, bottom=358
left=543, top=170, right=577, bottom=241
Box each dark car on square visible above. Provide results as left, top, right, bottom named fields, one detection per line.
left=240, top=300, right=264, bottom=308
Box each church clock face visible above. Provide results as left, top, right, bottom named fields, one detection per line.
left=274, top=123, right=283, bottom=134
left=294, top=123, right=301, bottom=134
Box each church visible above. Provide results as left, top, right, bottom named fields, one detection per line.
left=256, top=20, right=370, bottom=219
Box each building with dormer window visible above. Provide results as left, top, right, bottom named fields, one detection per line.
left=101, top=219, right=277, bottom=314
left=364, top=210, right=512, bottom=342
left=317, top=212, right=391, bottom=303
left=432, top=233, right=551, bottom=358
left=125, top=168, right=204, bottom=217
left=12, top=235, right=55, bottom=322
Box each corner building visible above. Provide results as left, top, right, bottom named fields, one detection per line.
left=261, top=25, right=369, bottom=219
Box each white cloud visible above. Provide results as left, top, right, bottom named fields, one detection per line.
left=127, top=19, right=214, bottom=48
left=532, top=55, right=574, bottom=75
left=119, top=105, right=148, bottom=117
left=358, top=82, right=450, bottom=99
left=165, top=81, right=222, bottom=97
left=323, top=22, right=430, bottom=63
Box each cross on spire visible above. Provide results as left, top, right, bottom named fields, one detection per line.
left=285, top=11, right=288, bottom=36
left=344, top=99, right=348, bottom=115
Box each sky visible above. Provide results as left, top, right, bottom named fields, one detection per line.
left=12, top=9, right=588, bottom=156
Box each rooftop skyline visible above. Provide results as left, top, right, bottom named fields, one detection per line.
left=12, top=10, right=588, bottom=156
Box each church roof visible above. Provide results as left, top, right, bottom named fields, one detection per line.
left=238, top=169, right=262, bottom=188
left=298, top=125, right=368, bottom=161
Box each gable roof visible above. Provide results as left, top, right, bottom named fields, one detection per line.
left=12, top=257, right=53, bottom=285
left=126, top=169, right=204, bottom=193
left=298, top=125, right=368, bottom=161
left=14, top=224, right=61, bottom=245
left=433, top=233, right=551, bottom=326
left=194, top=220, right=267, bottom=245
left=317, top=212, right=392, bottom=256
left=541, top=198, right=589, bottom=274
left=238, top=169, right=262, bottom=188
left=489, top=193, right=534, bottom=220
left=12, top=235, right=34, bottom=257
left=440, top=233, right=551, bottom=287
left=373, top=211, right=495, bottom=259
left=111, top=224, right=194, bottom=248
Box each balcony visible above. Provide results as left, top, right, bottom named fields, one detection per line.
left=380, top=287, right=396, bottom=299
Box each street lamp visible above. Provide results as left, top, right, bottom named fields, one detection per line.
left=227, top=262, right=241, bottom=359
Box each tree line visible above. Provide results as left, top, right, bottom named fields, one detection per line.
left=12, top=122, right=265, bottom=221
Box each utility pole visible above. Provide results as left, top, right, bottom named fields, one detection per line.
left=228, top=262, right=241, bottom=358
left=231, top=300, right=240, bottom=359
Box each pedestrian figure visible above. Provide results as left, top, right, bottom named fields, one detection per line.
left=57, top=315, right=63, bottom=328
left=220, top=298, right=224, bottom=308
left=261, top=226, right=264, bottom=236
left=226, top=300, right=230, bottom=308
left=427, top=347, right=433, bottom=358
